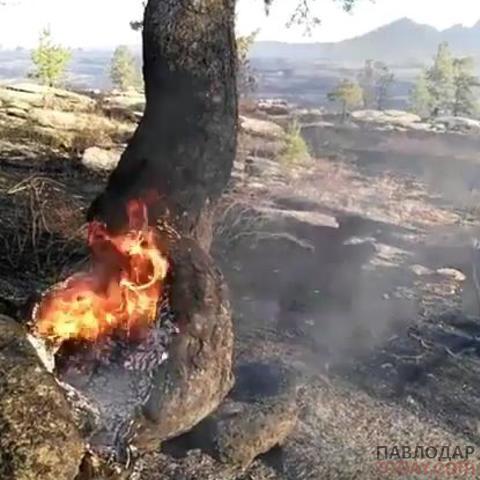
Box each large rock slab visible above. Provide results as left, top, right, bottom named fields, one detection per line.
left=0, top=83, right=95, bottom=112
left=0, top=315, right=84, bottom=480
left=351, top=109, right=421, bottom=127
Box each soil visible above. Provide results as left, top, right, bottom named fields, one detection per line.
left=2, top=118, right=480, bottom=478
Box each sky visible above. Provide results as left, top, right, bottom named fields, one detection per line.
left=1, top=0, right=480, bottom=48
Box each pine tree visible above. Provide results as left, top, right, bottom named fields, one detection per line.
left=426, top=42, right=455, bottom=116
left=410, top=71, right=432, bottom=118
left=31, top=28, right=71, bottom=87
left=358, top=60, right=395, bottom=110
left=452, top=57, right=479, bottom=117
left=110, top=46, right=142, bottom=92
left=328, top=79, right=364, bottom=121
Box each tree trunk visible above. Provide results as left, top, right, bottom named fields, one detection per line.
left=89, top=0, right=238, bottom=250
left=85, top=0, right=238, bottom=449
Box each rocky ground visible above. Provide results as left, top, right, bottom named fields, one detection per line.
left=2, top=84, right=480, bottom=479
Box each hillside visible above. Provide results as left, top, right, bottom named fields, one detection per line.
left=251, top=18, right=480, bottom=64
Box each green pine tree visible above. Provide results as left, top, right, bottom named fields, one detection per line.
left=410, top=71, right=432, bottom=118
left=31, top=28, right=71, bottom=87
left=426, top=42, right=455, bottom=116
left=328, top=79, right=364, bottom=121
left=110, top=46, right=142, bottom=92
left=452, top=57, right=479, bottom=117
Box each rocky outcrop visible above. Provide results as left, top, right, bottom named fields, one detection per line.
left=0, top=84, right=135, bottom=152
left=240, top=116, right=286, bottom=140
left=0, top=83, right=95, bottom=112
left=0, top=315, right=84, bottom=480
left=351, top=109, right=422, bottom=127
left=81, top=146, right=122, bottom=172
left=434, top=116, right=480, bottom=133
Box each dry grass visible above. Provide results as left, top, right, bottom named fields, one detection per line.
left=214, top=194, right=270, bottom=247
left=281, top=121, right=311, bottom=169
left=0, top=175, right=88, bottom=286
left=0, top=110, right=133, bottom=156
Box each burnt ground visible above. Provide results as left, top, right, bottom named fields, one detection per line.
left=3, top=122, right=480, bottom=478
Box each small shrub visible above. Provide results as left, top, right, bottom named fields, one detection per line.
left=281, top=120, right=311, bottom=167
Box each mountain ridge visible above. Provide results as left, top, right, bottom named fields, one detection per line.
left=251, top=18, right=480, bottom=63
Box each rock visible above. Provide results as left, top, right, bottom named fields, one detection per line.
left=102, top=91, right=146, bottom=120
left=163, top=362, right=298, bottom=471
left=0, top=83, right=95, bottom=112
left=240, top=116, right=285, bottom=140
left=81, top=146, right=122, bottom=172
left=435, top=116, right=480, bottom=133
left=436, top=268, right=466, bottom=282
left=212, top=363, right=298, bottom=468
left=351, top=109, right=421, bottom=128
left=410, top=264, right=434, bottom=276
left=29, top=108, right=119, bottom=133
left=239, top=133, right=286, bottom=160
left=0, top=315, right=84, bottom=480
left=245, top=156, right=282, bottom=178
left=257, top=99, right=291, bottom=116
left=212, top=397, right=297, bottom=468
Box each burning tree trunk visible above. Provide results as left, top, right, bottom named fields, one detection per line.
left=89, top=0, right=238, bottom=249
left=29, top=0, right=237, bottom=459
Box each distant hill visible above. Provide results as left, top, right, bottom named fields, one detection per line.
left=251, top=18, right=480, bottom=64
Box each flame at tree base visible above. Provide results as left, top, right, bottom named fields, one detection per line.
left=33, top=198, right=169, bottom=344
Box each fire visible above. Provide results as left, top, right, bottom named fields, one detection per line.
left=34, top=198, right=169, bottom=343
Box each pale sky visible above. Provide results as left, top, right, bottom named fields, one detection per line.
left=1, top=0, right=480, bottom=48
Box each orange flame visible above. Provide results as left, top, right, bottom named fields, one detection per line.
left=34, top=198, right=169, bottom=343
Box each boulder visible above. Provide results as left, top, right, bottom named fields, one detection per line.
left=81, top=146, right=122, bottom=172
left=0, top=315, right=84, bottom=480
left=240, top=116, right=286, bottom=140
left=161, top=362, right=298, bottom=471
left=436, top=267, right=466, bottom=282
left=212, top=362, right=298, bottom=468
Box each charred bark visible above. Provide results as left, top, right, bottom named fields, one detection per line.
left=89, top=0, right=238, bottom=249
left=86, top=0, right=237, bottom=451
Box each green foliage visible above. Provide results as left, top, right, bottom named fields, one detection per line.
left=31, top=28, right=71, bottom=87
left=452, top=57, right=480, bottom=117
left=237, top=30, right=259, bottom=98
left=410, top=71, right=432, bottom=118
left=328, top=78, right=364, bottom=120
left=110, top=46, right=143, bottom=92
left=410, top=43, right=480, bottom=118
left=282, top=120, right=310, bottom=166
left=426, top=42, right=455, bottom=116
left=358, top=60, right=395, bottom=110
